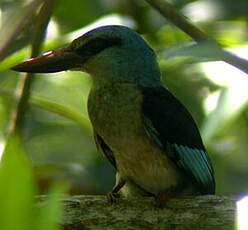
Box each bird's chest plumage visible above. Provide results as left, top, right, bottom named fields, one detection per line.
left=88, top=83, right=181, bottom=194
left=88, top=83, right=142, bottom=146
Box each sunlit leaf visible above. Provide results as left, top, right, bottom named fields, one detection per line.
left=202, top=86, right=248, bottom=144
left=160, top=41, right=224, bottom=61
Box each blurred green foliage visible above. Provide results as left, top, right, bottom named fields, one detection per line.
left=0, top=135, right=64, bottom=230
left=0, top=0, right=247, bottom=210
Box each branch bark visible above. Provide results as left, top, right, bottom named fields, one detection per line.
left=144, top=0, right=248, bottom=74
left=37, top=195, right=235, bottom=230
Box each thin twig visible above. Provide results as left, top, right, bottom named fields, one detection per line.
left=0, top=0, right=45, bottom=61
left=7, top=0, right=57, bottom=136
left=145, top=0, right=248, bottom=74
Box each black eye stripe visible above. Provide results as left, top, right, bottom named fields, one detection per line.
left=74, top=37, right=122, bottom=57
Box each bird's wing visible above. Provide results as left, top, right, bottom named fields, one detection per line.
left=94, top=132, right=116, bottom=169
left=141, top=86, right=215, bottom=194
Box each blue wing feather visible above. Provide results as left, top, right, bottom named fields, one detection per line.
left=174, top=145, right=214, bottom=193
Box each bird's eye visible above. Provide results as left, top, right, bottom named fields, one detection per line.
left=74, top=37, right=122, bottom=57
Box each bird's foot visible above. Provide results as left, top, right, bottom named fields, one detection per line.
left=106, top=177, right=125, bottom=204
left=106, top=192, right=120, bottom=204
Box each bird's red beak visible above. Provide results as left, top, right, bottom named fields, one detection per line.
left=11, top=48, right=83, bottom=73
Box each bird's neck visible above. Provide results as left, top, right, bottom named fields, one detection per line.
left=90, top=65, right=162, bottom=89
left=85, top=49, right=163, bottom=88
left=92, top=70, right=162, bottom=89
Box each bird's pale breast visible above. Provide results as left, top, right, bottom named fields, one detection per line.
left=88, top=82, right=182, bottom=194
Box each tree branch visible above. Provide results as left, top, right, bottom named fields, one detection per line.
left=7, top=0, right=56, bottom=136
left=0, top=0, right=44, bottom=61
left=37, top=195, right=235, bottom=229
left=144, top=0, right=248, bottom=74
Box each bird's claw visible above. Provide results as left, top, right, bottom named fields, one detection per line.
left=107, top=192, right=120, bottom=204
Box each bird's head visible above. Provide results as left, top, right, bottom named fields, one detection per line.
left=12, top=25, right=161, bottom=86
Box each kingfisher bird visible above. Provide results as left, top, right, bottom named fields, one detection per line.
left=12, top=25, right=215, bottom=203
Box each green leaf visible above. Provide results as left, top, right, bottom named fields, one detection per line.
left=160, top=41, right=224, bottom=62
left=0, top=135, right=66, bottom=230
left=0, top=135, right=35, bottom=230
left=34, top=184, right=67, bottom=230
left=202, top=87, right=248, bottom=144
left=30, top=95, right=91, bottom=132
left=0, top=89, right=91, bottom=132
